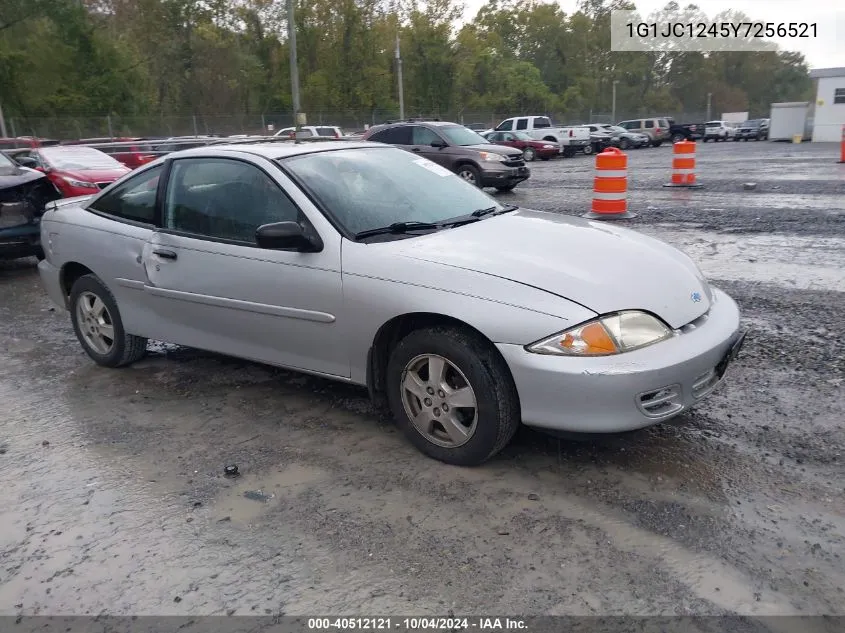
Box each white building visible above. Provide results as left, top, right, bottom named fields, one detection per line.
left=809, top=67, right=845, bottom=142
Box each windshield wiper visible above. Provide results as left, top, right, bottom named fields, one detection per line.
left=354, top=221, right=439, bottom=240
left=440, top=204, right=519, bottom=228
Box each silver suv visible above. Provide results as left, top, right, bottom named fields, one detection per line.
left=616, top=118, right=672, bottom=147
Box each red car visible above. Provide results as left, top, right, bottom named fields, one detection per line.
left=62, top=138, right=158, bottom=169
left=11, top=146, right=131, bottom=197
left=483, top=131, right=558, bottom=161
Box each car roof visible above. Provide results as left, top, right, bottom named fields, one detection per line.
left=168, top=140, right=379, bottom=160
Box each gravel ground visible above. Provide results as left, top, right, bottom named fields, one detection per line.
left=0, top=140, right=843, bottom=623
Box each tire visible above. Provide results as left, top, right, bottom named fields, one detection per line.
left=456, top=164, right=481, bottom=187
left=495, top=184, right=518, bottom=192
left=69, top=274, right=148, bottom=368
left=522, top=147, right=536, bottom=162
left=671, top=133, right=685, bottom=143
left=582, top=143, right=594, bottom=155
left=539, top=156, right=550, bottom=161
left=652, top=140, right=662, bottom=148
left=619, top=138, right=630, bottom=150
left=34, top=247, right=45, bottom=261
left=385, top=326, right=520, bottom=466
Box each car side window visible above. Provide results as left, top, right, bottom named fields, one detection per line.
left=502, top=133, right=515, bottom=141
left=644, top=120, right=655, bottom=129
left=163, top=158, right=301, bottom=244
left=496, top=119, right=514, bottom=131
left=88, top=164, right=163, bottom=224
left=515, top=118, right=528, bottom=130
left=412, top=126, right=442, bottom=146
left=369, top=126, right=411, bottom=145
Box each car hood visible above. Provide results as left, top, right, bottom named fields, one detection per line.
left=461, top=144, right=523, bottom=159
left=387, top=209, right=713, bottom=329
left=0, top=165, right=47, bottom=189
left=56, top=167, right=131, bottom=182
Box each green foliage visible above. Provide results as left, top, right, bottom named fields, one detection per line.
left=0, top=0, right=813, bottom=124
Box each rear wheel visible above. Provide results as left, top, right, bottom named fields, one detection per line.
left=456, top=164, right=481, bottom=187
left=522, top=147, right=536, bottom=162
left=386, top=326, right=520, bottom=466
left=671, top=133, right=685, bottom=143
left=495, top=184, right=517, bottom=192
left=69, top=274, right=148, bottom=368
left=652, top=140, right=663, bottom=147
left=582, top=143, right=594, bottom=155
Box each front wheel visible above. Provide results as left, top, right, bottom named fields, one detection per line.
left=619, top=138, right=630, bottom=150
left=456, top=164, right=481, bottom=187
left=385, top=327, right=520, bottom=466
left=69, top=274, right=148, bottom=367
left=522, top=147, right=536, bottom=162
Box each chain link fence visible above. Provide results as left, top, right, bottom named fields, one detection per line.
left=6, top=110, right=715, bottom=140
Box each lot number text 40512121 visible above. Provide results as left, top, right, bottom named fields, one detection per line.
left=307, top=617, right=528, bottom=630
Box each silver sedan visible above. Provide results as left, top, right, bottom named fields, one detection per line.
left=37, top=141, right=744, bottom=466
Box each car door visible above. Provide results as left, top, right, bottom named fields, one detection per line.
left=140, top=154, right=348, bottom=378
left=409, top=125, right=450, bottom=167
left=500, top=132, right=522, bottom=150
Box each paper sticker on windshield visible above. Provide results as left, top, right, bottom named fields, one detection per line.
left=413, top=158, right=453, bottom=177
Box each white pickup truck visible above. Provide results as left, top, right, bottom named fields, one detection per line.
left=492, top=116, right=591, bottom=157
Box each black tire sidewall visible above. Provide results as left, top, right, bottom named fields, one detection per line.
left=69, top=275, right=131, bottom=367
left=385, top=328, right=517, bottom=466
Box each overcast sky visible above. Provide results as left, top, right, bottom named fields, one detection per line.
left=461, top=0, right=845, bottom=70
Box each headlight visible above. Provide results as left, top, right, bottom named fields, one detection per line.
left=542, top=144, right=555, bottom=149
left=526, top=311, right=673, bottom=356
left=478, top=151, right=505, bottom=163
left=63, top=177, right=98, bottom=189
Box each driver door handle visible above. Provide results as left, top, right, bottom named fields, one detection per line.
left=152, top=249, right=177, bottom=260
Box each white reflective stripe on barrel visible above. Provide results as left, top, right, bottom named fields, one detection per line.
left=591, top=192, right=628, bottom=200
left=593, top=170, right=628, bottom=178
left=672, top=168, right=695, bottom=175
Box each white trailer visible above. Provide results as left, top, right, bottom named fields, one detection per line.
left=768, top=102, right=810, bottom=141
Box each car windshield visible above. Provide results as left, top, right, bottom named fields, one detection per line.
left=439, top=126, right=488, bottom=146
left=512, top=132, right=534, bottom=141
left=608, top=126, right=627, bottom=133
left=282, top=147, right=507, bottom=237
left=40, top=147, right=125, bottom=170
left=743, top=120, right=760, bottom=127
left=705, top=121, right=722, bottom=126
left=0, top=152, right=16, bottom=169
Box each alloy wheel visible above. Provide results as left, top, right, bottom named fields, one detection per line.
left=75, top=291, right=115, bottom=355
left=399, top=354, right=478, bottom=448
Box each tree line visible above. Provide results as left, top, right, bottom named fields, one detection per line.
left=0, top=0, right=813, bottom=127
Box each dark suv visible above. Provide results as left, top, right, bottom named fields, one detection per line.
left=362, top=120, right=530, bottom=191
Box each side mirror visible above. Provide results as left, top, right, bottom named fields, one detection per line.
left=430, top=140, right=447, bottom=148
left=255, top=221, right=322, bottom=252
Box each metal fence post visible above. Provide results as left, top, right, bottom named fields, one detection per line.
left=192, top=115, right=199, bottom=137
left=107, top=114, right=114, bottom=139
left=10, top=118, right=16, bottom=138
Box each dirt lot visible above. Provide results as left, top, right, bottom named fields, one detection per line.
left=1, top=141, right=843, bottom=620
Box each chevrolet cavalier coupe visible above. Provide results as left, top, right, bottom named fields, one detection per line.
left=37, top=141, right=745, bottom=466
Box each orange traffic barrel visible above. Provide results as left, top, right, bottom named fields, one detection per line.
left=663, top=140, right=703, bottom=188
left=839, top=124, right=845, bottom=163
left=583, top=147, right=636, bottom=220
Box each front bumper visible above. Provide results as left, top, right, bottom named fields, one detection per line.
left=480, top=165, right=530, bottom=187
left=0, top=223, right=41, bottom=260
left=496, top=287, right=742, bottom=433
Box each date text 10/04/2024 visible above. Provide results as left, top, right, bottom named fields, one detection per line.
left=626, top=22, right=817, bottom=39
left=307, top=617, right=528, bottom=630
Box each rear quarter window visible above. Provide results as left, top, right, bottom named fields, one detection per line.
left=533, top=117, right=552, bottom=128
left=368, top=126, right=411, bottom=145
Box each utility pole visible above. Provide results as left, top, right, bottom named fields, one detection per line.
left=706, top=92, right=712, bottom=121
left=611, top=80, right=619, bottom=124
left=0, top=102, right=7, bottom=138
left=395, top=35, right=405, bottom=120
left=287, top=0, right=301, bottom=137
